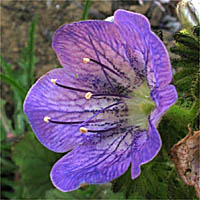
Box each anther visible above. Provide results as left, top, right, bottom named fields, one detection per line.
left=44, top=116, right=51, bottom=123
left=83, top=58, right=90, bottom=64
left=51, top=79, right=57, bottom=85
left=85, top=92, right=92, bottom=100
left=80, top=127, right=88, bottom=133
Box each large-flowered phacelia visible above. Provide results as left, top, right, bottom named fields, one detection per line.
left=24, top=9, right=177, bottom=192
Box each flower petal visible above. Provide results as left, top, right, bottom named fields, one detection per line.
left=150, top=85, right=178, bottom=126
left=146, top=33, right=173, bottom=88
left=52, top=20, right=138, bottom=91
left=24, top=68, right=129, bottom=153
left=114, top=9, right=172, bottom=88
left=131, top=123, right=161, bottom=179
left=114, top=9, right=150, bottom=54
left=50, top=128, right=134, bottom=192
left=131, top=85, right=177, bottom=179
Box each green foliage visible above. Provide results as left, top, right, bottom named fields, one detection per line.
left=0, top=73, right=26, bottom=99
left=167, top=169, right=197, bottom=200
left=171, top=29, right=199, bottom=129
left=18, top=14, right=37, bottom=88
left=193, top=25, right=200, bottom=37
left=159, top=105, right=196, bottom=151
left=0, top=14, right=37, bottom=138
left=82, top=0, right=91, bottom=20
left=0, top=99, right=14, bottom=141
left=1, top=14, right=37, bottom=92
left=46, top=184, right=124, bottom=199
left=12, top=133, right=63, bottom=199
left=112, top=151, right=169, bottom=199
left=112, top=148, right=196, bottom=199
left=0, top=140, right=17, bottom=199
left=0, top=15, right=38, bottom=200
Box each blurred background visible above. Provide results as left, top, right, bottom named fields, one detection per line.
left=0, top=0, right=199, bottom=199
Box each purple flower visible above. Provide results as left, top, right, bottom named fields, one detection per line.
left=24, top=9, right=177, bottom=192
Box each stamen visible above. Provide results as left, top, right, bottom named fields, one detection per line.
left=42, top=117, right=104, bottom=125
left=50, top=79, right=129, bottom=99
left=83, top=58, right=90, bottom=64
left=83, top=57, right=121, bottom=77
left=80, top=127, right=88, bottom=133
left=51, top=79, right=57, bottom=85
left=51, top=79, right=128, bottom=99
left=87, top=126, right=118, bottom=133
left=44, top=116, right=51, bottom=123
left=52, top=81, right=93, bottom=93
left=87, top=35, right=118, bottom=91
left=48, top=119, right=84, bottom=125
left=92, top=93, right=130, bottom=99
left=85, top=92, right=93, bottom=100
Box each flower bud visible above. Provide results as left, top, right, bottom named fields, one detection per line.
left=176, top=0, right=200, bottom=34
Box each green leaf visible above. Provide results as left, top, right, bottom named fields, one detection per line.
left=12, top=93, right=27, bottom=135
left=0, top=99, right=15, bottom=140
left=170, top=30, right=199, bottom=129
left=111, top=147, right=196, bottom=199
left=167, top=169, right=197, bottom=199
left=158, top=105, right=196, bottom=152
left=13, top=133, right=63, bottom=199
left=81, top=0, right=91, bottom=20
left=0, top=140, right=17, bottom=199
left=18, top=14, right=37, bottom=88
left=174, top=31, right=200, bottom=50
left=0, top=73, right=26, bottom=99
left=0, top=55, right=13, bottom=77
left=27, top=14, right=37, bottom=86
left=45, top=184, right=124, bottom=199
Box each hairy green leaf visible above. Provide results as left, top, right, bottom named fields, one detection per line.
left=46, top=184, right=124, bottom=199
left=13, top=133, right=63, bottom=199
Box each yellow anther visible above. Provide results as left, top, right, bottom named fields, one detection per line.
left=83, top=58, right=90, bottom=64
left=85, top=92, right=92, bottom=100
left=80, top=127, right=88, bottom=133
left=44, top=116, right=51, bottom=123
left=51, top=79, right=57, bottom=84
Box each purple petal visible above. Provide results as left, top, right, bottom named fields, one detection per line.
left=131, top=85, right=177, bottom=179
left=114, top=10, right=172, bottom=89
left=50, top=128, right=133, bottom=191
left=150, top=85, right=178, bottom=126
left=131, top=124, right=161, bottom=179
left=52, top=20, right=137, bottom=90
left=24, top=68, right=130, bottom=153
left=146, top=33, right=173, bottom=88
left=114, top=9, right=150, bottom=54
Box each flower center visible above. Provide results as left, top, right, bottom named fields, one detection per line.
left=45, top=57, right=153, bottom=134
left=126, top=82, right=155, bottom=130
